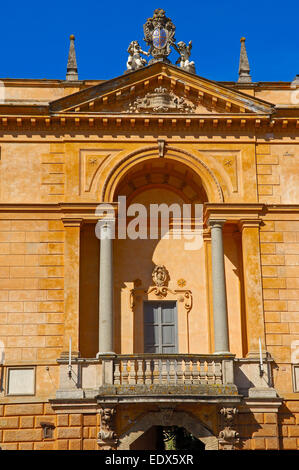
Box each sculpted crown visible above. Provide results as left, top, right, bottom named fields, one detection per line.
left=126, top=9, right=195, bottom=74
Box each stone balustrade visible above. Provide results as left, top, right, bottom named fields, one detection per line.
left=113, top=354, right=229, bottom=386
left=111, top=354, right=235, bottom=387
left=55, top=353, right=236, bottom=400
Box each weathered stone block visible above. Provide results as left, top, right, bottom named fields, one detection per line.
left=57, top=414, right=69, bottom=427
left=261, top=255, right=285, bottom=266
left=19, top=443, right=34, bottom=450
left=20, top=416, right=34, bottom=428
left=252, top=424, right=277, bottom=437
left=288, top=425, right=299, bottom=437
left=264, top=413, right=277, bottom=424
left=263, top=278, right=286, bottom=289
left=34, top=442, right=55, bottom=450
left=265, top=437, right=278, bottom=449
left=69, top=439, right=81, bottom=450
left=57, top=439, right=68, bottom=450
left=4, top=404, right=43, bottom=416
left=252, top=438, right=265, bottom=449
left=282, top=437, right=297, bottom=449
left=83, top=439, right=96, bottom=450
left=265, top=323, right=289, bottom=334
left=0, top=417, right=19, bottom=428
left=3, top=428, right=42, bottom=442
left=70, top=414, right=82, bottom=426
left=264, top=300, right=288, bottom=312
left=57, top=427, right=81, bottom=439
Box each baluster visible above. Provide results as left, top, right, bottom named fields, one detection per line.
left=144, top=359, right=152, bottom=384
left=169, top=359, right=176, bottom=384
left=114, top=361, right=120, bottom=385
left=199, top=360, right=206, bottom=384
left=128, top=359, right=136, bottom=384
left=122, top=359, right=129, bottom=385
left=177, top=359, right=183, bottom=384
left=192, top=359, right=199, bottom=384
left=185, top=359, right=192, bottom=384
left=153, top=358, right=160, bottom=384
left=161, top=359, right=168, bottom=384
left=207, top=361, right=214, bottom=384
left=137, top=359, right=144, bottom=384
left=214, top=360, right=222, bottom=384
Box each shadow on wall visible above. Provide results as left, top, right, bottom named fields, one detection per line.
left=277, top=403, right=295, bottom=450
left=235, top=412, right=264, bottom=449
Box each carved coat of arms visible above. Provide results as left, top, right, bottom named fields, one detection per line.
left=152, top=265, right=169, bottom=287
left=143, top=9, right=176, bottom=64
left=125, top=9, right=196, bottom=73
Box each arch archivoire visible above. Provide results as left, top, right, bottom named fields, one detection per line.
left=101, top=145, right=224, bottom=203
left=117, top=410, right=218, bottom=450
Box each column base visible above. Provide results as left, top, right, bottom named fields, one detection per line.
left=248, top=387, right=278, bottom=398
left=96, top=352, right=116, bottom=358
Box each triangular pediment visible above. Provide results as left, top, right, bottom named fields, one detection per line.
left=50, top=62, right=274, bottom=116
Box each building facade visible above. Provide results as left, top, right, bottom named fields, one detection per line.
left=0, top=9, right=299, bottom=451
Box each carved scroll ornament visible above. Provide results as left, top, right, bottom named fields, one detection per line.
left=97, top=406, right=118, bottom=449
left=218, top=407, right=239, bottom=450
left=129, top=265, right=192, bottom=313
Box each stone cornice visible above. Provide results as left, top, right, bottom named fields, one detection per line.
left=2, top=202, right=299, bottom=220
left=0, top=114, right=298, bottom=132
left=204, top=203, right=266, bottom=225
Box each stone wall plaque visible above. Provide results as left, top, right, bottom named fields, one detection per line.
left=7, top=367, right=35, bottom=395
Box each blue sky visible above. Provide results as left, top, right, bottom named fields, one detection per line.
left=0, top=0, right=298, bottom=82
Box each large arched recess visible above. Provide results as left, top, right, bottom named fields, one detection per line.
left=101, top=145, right=224, bottom=203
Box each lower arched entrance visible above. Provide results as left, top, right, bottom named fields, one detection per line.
left=118, top=410, right=218, bottom=450
left=130, top=425, right=206, bottom=450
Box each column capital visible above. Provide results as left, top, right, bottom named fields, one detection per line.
left=238, top=219, right=262, bottom=231
left=61, top=217, right=83, bottom=228
left=208, top=219, right=226, bottom=229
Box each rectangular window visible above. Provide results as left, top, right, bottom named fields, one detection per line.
left=144, top=301, right=178, bottom=353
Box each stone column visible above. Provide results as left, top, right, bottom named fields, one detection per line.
left=98, top=221, right=114, bottom=355
left=61, top=218, right=82, bottom=357
left=209, top=220, right=230, bottom=354
left=239, top=220, right=265, bottom=357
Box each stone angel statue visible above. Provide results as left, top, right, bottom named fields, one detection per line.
left=175, top=40, right=196, bottom=74
left=126, top=41, right=149, bottom=72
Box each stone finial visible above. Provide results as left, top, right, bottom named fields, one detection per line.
left=66, top=34, right=78, bottom=81
left=291, top=74, right=299, bottom=87
left=238, top=37, right=252, bottom=83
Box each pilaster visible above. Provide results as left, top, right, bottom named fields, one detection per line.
left=239, top=219, right=265, bottom=357
left=61, top=218, right=82, bottom=355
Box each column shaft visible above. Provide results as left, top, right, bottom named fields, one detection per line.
left=209, top=220, right=230, bottom=353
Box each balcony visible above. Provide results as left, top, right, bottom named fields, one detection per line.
left=54, top=353, right=240, bottom=405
